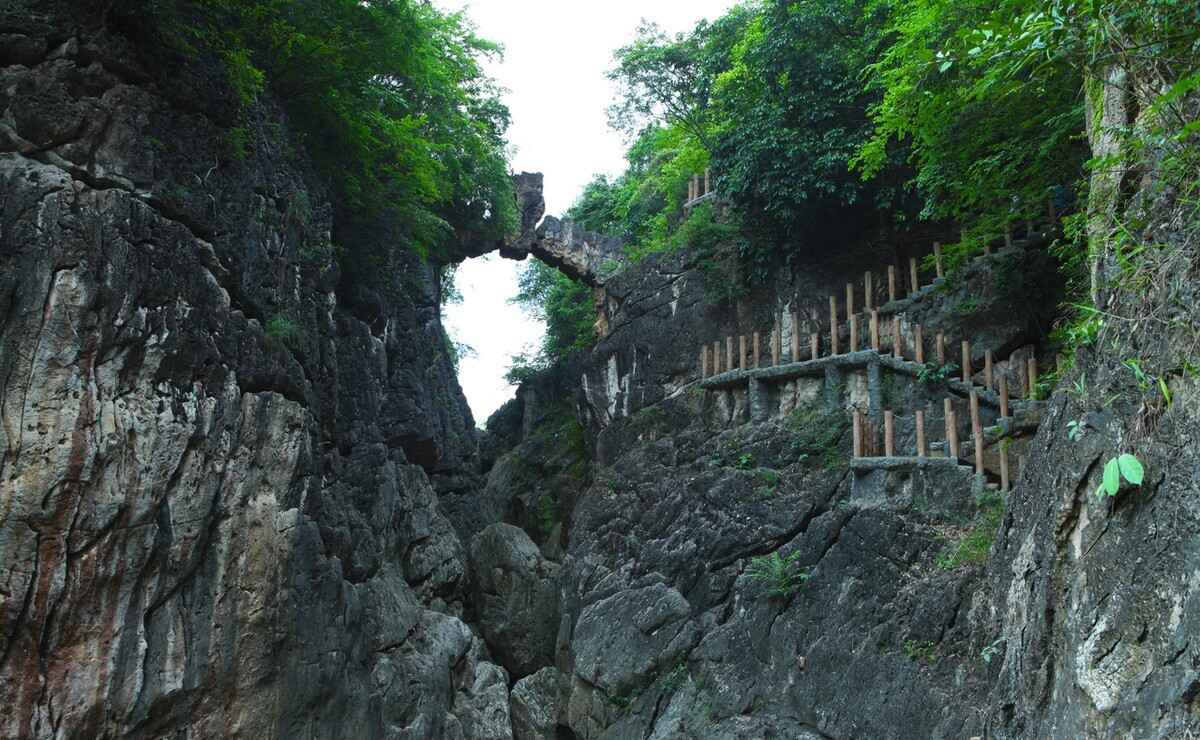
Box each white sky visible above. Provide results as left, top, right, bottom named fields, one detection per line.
left=442, top=0, right=738, bottom=425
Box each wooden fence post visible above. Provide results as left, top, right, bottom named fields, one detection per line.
left=865, top=272, right=874, bottom=310
left=893, top=316, right=903, bottom=359
left=727, top=336, right=735, bottom=371
left=701, top=345, right=709, bottom=378
left=853, top=409, right=863, bottom=458
left=936, top=332, right=946, bottom=365
left=740, top=335, right=749, bottom=370
left=945, top=398, right=960, bottom=459
left=714, top=341, right=722, bottom=373
left=791, top=314, right=801, bottom=362
left=962, top=340, right=972, bottom=383
left=888, top=265, right=897, bottom=303
left=999, top=375, right=1010, bottom=418
left=846, top=283, right=855, bottom=323
left=811, top=333, right=820, bottom=360
left=1027, top=357, right=1039, bottom=399
left=870, top=309, right=881, bottom=352
left=916, top=409, right=927, bottom=457
left=771, top=323, right=781, bottom=366
left=933, top=242, right=945, bottom=278
left=1000, top=441, right=1010, bottom=491
left=884, top=410, right=895, bottom=457
left=849, top=314, right=859, bottom=353
left=914, top=324, right=925, bottom=364
left=693, top=174, right=701, bottom=200
left=909, top=257, right=920, bottom=295
left=752, top=332, right=760, bottom=368
left=829, top=296, right=840, bottom=355
left=984, top=350, right=995, bottom=392
left=970, top=390, right=984, bottom=475
left=704, top=167, right=711, bottom=195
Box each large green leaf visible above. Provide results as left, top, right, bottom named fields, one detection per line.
left=1117, top=454, right=1144, bottom=486
left=1103, top=457, right=1121, bottom=496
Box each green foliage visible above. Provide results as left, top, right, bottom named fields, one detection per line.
left=1066, top=419, right=1085, bottom=442
left=507, top=260, right=595, bottom=379
left=735, top=452, right=756, bottom=470
left=1095, top=453, right=1144, bottom=499
left=855, top=0, right=1087, bottom=230
left=578, top=0, right=917, bottom=293
left=902, top=639, right=938, bottom=663
left=1051, top=303, right=1103, bottom=353
left=916, top=361, right=958, bottom=385
left=264, top=313, right=300, bottom=345
left=226, top=125, right=251, bottom=159
left=672, top=204, right=752, bottom=300
left=756, top=468, right=781, bottom=488
left=607, top=10, right=755, bottom=150
left=535, top=495, right=557, bottom=539
left=708, top=0, right=907, bottom=245
left=952, top=296, right=981, bottom=316
left=221, top=47, right=264, bottom=107
left=124, top=0, right=516, bottom=258
left=936, top=493, right=1003, bottom=569
left=745, top=551, right=810, bottom=599
left=1124, top=358, right=1150, bottom=391
left=786, top=407, right=850, bottom=469
left=980, top=638, right=1004, bottom=664
left=859, top=0, right=1200, bottom=336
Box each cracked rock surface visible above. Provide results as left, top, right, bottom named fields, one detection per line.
left=0, top=5, right=498, bottom=737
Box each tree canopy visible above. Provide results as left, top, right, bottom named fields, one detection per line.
left=124, top=0, right=517, bottom=259
left=531, top=0, right=1198, bottom=369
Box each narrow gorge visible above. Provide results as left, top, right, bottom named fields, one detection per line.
left=2, top=1, right=1199, bottom=739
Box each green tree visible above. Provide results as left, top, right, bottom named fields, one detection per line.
left=122, top=0, right=517, bottom=259
left=709, top=0, right=907, bottom=247
left=854, top=0, right=1088, bottom=239
left=507, top=261, right=596, bottom=381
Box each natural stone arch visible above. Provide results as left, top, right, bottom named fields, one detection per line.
left=458, top=172, right=624, bottom=288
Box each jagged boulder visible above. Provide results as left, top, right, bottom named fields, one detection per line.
left=510, top=667, right=563, bottom=740
left=571, top=582, right=699, bottom=698
left=468, top=524, right=561, bottom=678
left=451, top=653, right=514, bottom=740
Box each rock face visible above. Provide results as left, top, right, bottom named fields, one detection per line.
left=979, top=62, right=1200, bottom=740
left=0, top=5, right=500, bottom=737
left=468, top=524, right=560, bottom=678
left=510, top=668, right=562, bottom=740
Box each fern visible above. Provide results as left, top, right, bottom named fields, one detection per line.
left=745, top=551, right=810, bottom=599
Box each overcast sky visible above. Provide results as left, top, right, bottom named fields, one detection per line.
left=442, top=0, right=738, bottom=425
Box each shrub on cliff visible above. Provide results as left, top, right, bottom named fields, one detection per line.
left=507, top=260, right=596, bottom=380
left=118, top=0, right=516, bottom=259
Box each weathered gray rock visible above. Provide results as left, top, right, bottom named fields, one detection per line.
left=454, top=656, right=515, bottom=740
left=460, top=172, right=624, bottom=287
left=572, top=583, right=699, bottom=697
left=510, top=667, right=563, bottom=740
left=0, top=6, right=494, bottom=737
left=468, top=524, right=561, bottom=678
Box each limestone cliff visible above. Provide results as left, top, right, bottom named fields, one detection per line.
left=0, top=4, right=503, bottom=737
